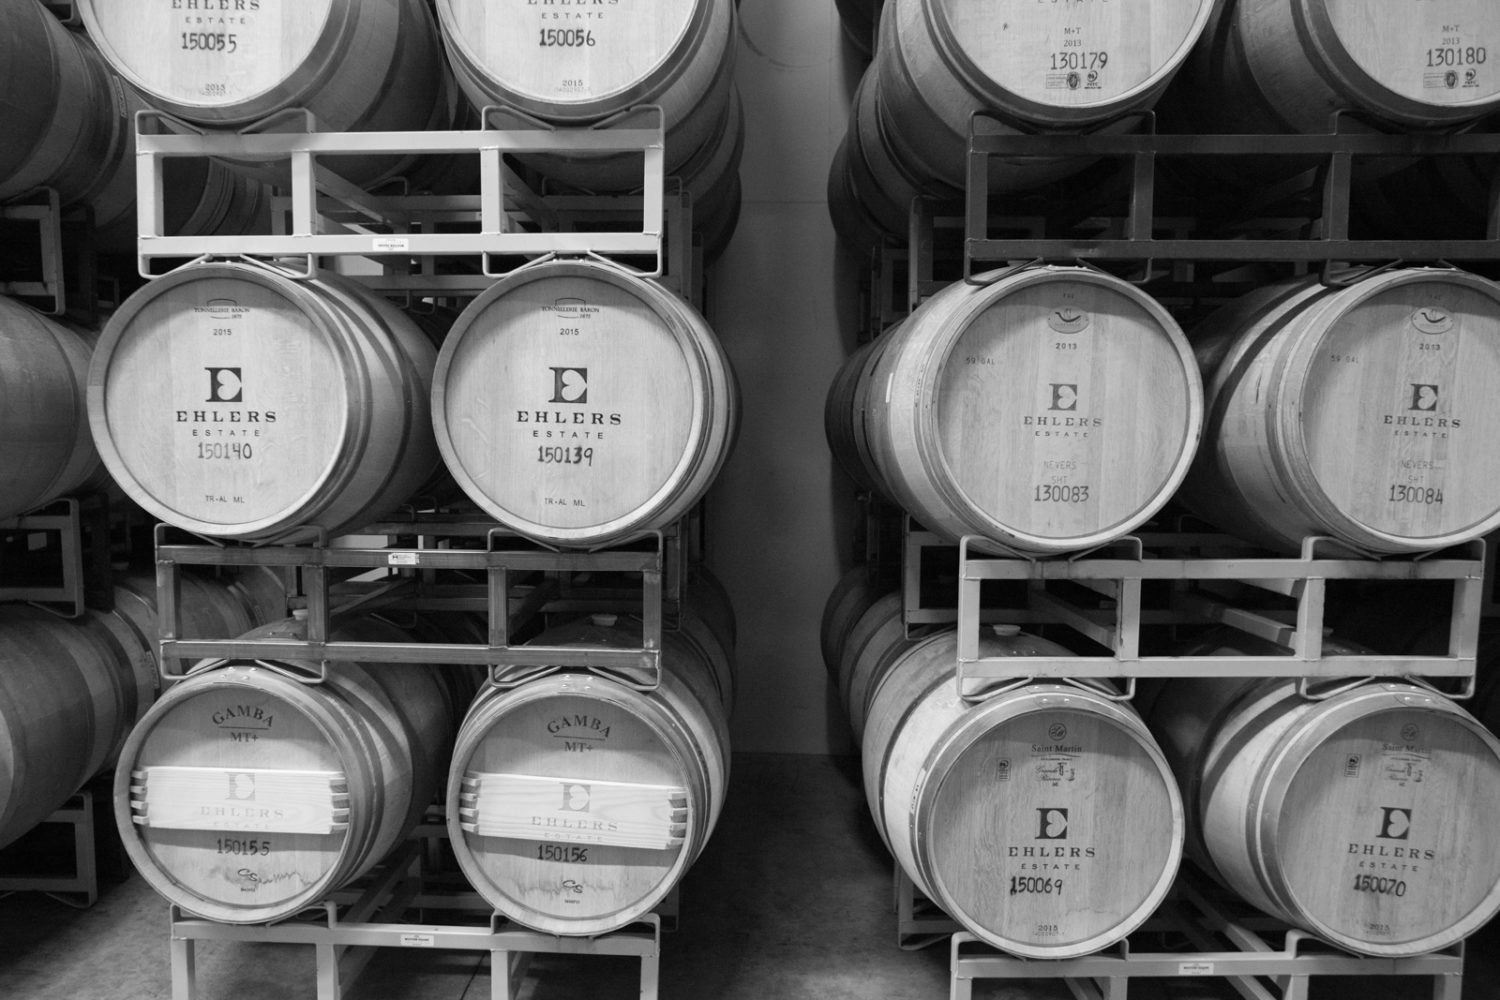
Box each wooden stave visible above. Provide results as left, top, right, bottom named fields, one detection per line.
left=873, top=0, right=1214, bottom=192
left=860, top=626, right=1183, bottom=958
left=0, top=3, right=123, bottom=207
left=818, top=566, right=882, bottom=679
left=445, top=612, right=732, bottom=935
left=87, top=263, right=440, bottom=543
left=113, top=616, right=459, bottom=924
left=1180, top=268, right=1500, bottom=554
left=1148, top=669, right=1500, bottom=957
left=0, top=296, right=107, bottom=520
left=823, top=333, right=888, bottom=496
left=860, top=267, right=1202, bottom=555
left=432, top=260, right=736, bottom=548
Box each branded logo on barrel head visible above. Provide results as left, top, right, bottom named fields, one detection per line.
left=560, top=783, right=591, bottom=813
left=996, top=759, right=1012, bottom=781
left=229, top=773, right=256, bottom=801
left=200, top=298, right=246, bottom=319
left=551, top=298, right=588, bottom=319
left=1400, top=723, right=1422, bottom=743
left=1048, top=309, right=1090, bottom=335
left=1048, top=723, right=1068, bottom=741
left=550, top=367, right=589, bottom=405
left=1412, top=308, right=1454, bottom=335
left=1409, top=384, right=1440, bottom=412
left=206, top=367, right=244, bottom=403
left=1345, top=754, right=1362, bottom=778
left=1037, top=808, right=1069, bottom=840
left=1048, top=384, right=1079, bottom=412
left=1377, top=806, right=1413, bottom=841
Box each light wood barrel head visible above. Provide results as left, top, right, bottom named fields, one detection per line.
left=435, top=265, right=723, bottom=544
left=119, top=680, right=357, bottom=920
left=1306, top=0, right=1500, bottom=117
left=925, top=0, right=1212, bottom=112
left=921, top=703, right=1180, bottom=957
left=437, top=0, right=705, bottom=117
left=897, top=270, right=1199, bottom=550
left=1291, top=273, right=1500, bottom=547
left=448, top=684, right=697, bottom=932
left=78, top=0, right=337, bottom=117
left=89, top=271, right=352, bottom=535
left=1267, top=701, right=1500, bottom=955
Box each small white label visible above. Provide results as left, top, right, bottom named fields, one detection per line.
left=400, top=933, right=436, bottom=948
left=387, top=552, right=419, bottom=566
left=372, top=237, right=410, bottom=252
left=1178, top=962, right=1214, bottom=976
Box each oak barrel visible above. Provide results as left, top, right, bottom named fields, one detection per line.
left=116, top=615, right=464, bottom=924
left=88, top=262, right=441, bottom=543
left=0, top=2, right=121, bottom=208
left=0, top=297, right=106, bottom=521
left=433, top=260, right=737, bottom=548
left=447, top=607, right=733, bottom=935
left=76, top=0, right=451, bottom=187
left=1173, top=0, right=1500, bottom=135
left=819, top=566, right=882, bottom=679
left=1180, top=268, right=1500, bottom=554
left=872, top=0, right=1215, bottom=191
left=1148, top=661, right=1500, bottom=956
left=435, top=0, right=735, bottom=191
left=859, top=625, right=1182, bottom=958
left=829, top=266, right=1202, bottom=554
left=0, top=569, right=262, bottom=850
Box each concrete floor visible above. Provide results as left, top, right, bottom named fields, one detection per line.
left=0, top=753, right=1494, bottom=1000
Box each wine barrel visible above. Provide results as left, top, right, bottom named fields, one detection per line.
left=1148, top=662, right=1500, bottom=956
left=116, top=615, right=463, bottom=924
left=835, top=591, right=926, bottom=743
left=0, top=297, right=107, bottom=521
left=433, top=260, right=736, bottom=548
left=0, top=2, right=121, bottom=208
left=829, top=265, right=1202, bottom=555
left=435, top=0, right=735, bottom=191
left=0, top=569, right=263, bottom=850
left=88, top=262, right=441, bottom=543
left=76, top=0, right=451, bottom=187
left=859, top=625, right=1182, bottom=958
left=827, top=72, right=932, bottom=259
left=872, top=0, right=1215, bottom=191
left=447, top=608, right=733, bottom=935
left=0, top=5, right=272, bottom=254
left=1174, top=0, right=1500, bottom=135
left=819, top=566, right=882, bottom=678
left=1180, top=268, right=1500, bottom=554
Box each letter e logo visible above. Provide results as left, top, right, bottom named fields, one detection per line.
left=561, top=783, right=591, bottom=813
left=1377, top=806, right=1412, bottom=841
left=1037, top=808, right=1069, bottom=840
left=206, top=367, right=243, bottom=403
left=550, top=367, right=588, bottom=405
left=1409, top=384, right=1439, bottom=412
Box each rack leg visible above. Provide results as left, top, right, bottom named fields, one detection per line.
left=949, top=968, right=972, bottom=1000
left=316, top=941, right=339, bottom=1000
left=640, top=944, right=660, bottom=1000
left=170, top=934, right=196, bottom=1000
left=1433, top=972, right=1463, bottom=1000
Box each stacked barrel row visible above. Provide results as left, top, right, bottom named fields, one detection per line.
left=0, top=0, right=746, bottom=937
left=821, top=583, right=1500, bottom=958
left=825, top=0, right=1500, bottom=963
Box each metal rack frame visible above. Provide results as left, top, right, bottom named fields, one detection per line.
left=946, top=874, right=1463, bottom=1000
left=166, top=843, right=663, bottom=1000
left=0, top=189, right=69, bottom=314
left=134, top=107, right=668, bottom=280
left=962, top=118, right=1500, bottom=279
left=893, top=528, right=1485, bottom=698
left=153, top=518, right=684, bottom=690
left=0, top=787, right=103, bottom=908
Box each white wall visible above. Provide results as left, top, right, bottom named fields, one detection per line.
left=704, top=2, right=867, bottom=754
